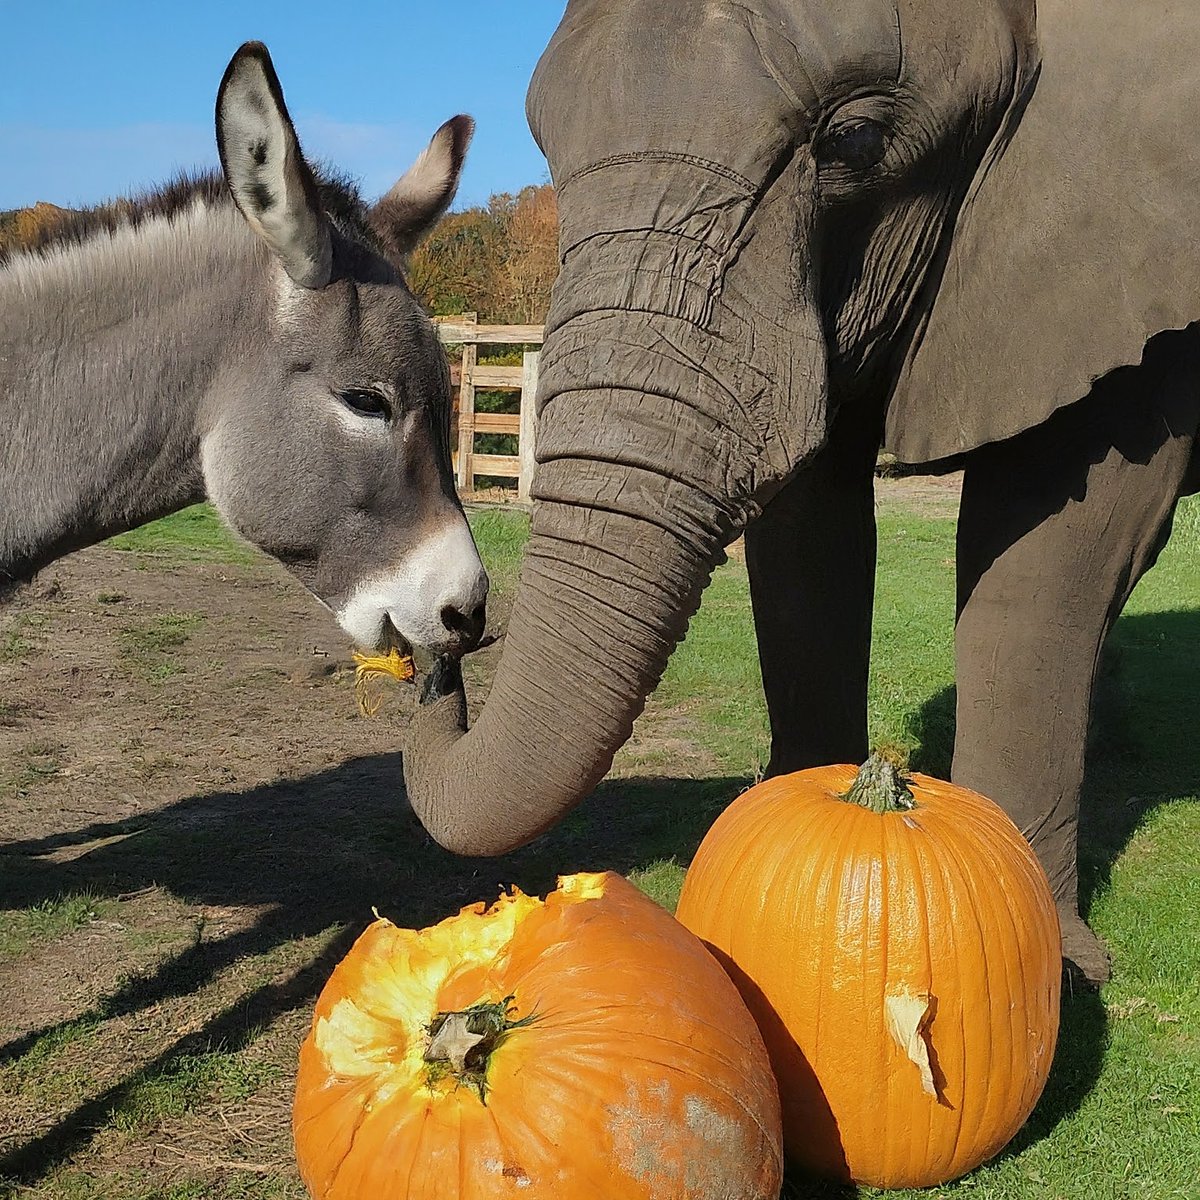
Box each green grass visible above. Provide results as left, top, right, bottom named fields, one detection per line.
left=467, top=506, right=532, bottom=595
left=107, top=504, right=257, bottom=565
left=0, top=893, right=111, bottom=962
left=0, top=612, right=49, bottom=663
left=110, top=1047, right=275, bottom=1133
left=653, top=556, right=771, bottom=773
left=116, top=612, right=204, bottom=681
left=0, top=1015, right=105, bottom=1109
left=8, top=1172, right=297, bottom=1200
left=871, top=514, right=960, bottom=771
left=1, top=628, right=33, bottom=663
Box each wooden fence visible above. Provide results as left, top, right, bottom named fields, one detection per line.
left=434, top=314, right=544, bottom=501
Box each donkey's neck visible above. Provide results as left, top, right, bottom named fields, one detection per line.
left=0, top=200, right=264, bottom=584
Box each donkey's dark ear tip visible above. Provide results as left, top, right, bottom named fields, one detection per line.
left=221, top=42, right=275, bottom=91
left=445, top=115, right=476, bottom=153
left=219, top=41, right=271, bottom=96
left=232, top=40, right=271, bottom=64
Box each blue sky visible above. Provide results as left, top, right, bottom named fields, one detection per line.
left=0, top=0, right=566, bottom=212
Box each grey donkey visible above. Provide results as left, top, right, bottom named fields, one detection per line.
left=0, top=42, right=488, bottom=658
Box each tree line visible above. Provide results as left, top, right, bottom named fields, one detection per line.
left=408, top=183, right=558, bottom=324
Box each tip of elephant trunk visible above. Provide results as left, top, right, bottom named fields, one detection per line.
left=401, top=483, right=736, bottom=858
left=420, top=654, right=465, bottom=704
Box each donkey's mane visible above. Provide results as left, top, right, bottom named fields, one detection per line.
left=0, top=168, right=381, bottom=266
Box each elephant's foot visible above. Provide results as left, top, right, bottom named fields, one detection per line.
left=1058, top=907, right=1111, bottom=988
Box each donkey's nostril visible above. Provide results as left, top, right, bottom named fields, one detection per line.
left=440, top=604, right=469, bottom=633
left=440, top=600, right=487, bottom=646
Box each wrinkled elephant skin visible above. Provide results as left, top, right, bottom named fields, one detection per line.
left=405, top=0, right=1200, bottom=987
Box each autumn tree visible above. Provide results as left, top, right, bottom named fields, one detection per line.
left=494, top=184, right=558, bottom=323
left=407, top=206, right=505, bottom=317
left=407, top=184, right=558, bottom=323
left=0, top=201, right=71, bottom=258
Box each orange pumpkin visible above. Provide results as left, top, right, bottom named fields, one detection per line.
left=675, top=755, right=1061, bottom=1189
left=293, top=871, right=783, bottom=1199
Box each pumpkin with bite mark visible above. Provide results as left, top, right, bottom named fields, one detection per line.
left=293, top=871, right=783, bottom=1198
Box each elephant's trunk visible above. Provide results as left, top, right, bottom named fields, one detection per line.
left=404, top=492, right=720, bottom=856
left=405, top=153, right=827, bottom=856
left=404, top=296, right=747, bottom=854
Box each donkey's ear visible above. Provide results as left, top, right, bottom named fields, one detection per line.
left=215, top=42, right=332, bottom=289
left=370, top=116, right=474, bottom=261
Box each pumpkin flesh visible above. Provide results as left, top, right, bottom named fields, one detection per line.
left=294, top=871, right=783, bottom=1199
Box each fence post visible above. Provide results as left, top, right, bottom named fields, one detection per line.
left=518, top=350, right=539, bottom=502
left=453, top=314, right=478, bottom=493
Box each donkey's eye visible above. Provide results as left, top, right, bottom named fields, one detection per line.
left=817, top=119, right=889, bottom=172
left=340, top=389, right=392, bottom=420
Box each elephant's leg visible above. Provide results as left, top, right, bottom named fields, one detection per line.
left=745, top=396, right=885, bottom=775
left=954, top=334, right=1200, bottom=986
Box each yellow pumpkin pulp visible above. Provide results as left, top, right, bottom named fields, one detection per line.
left=351, top=646, right=414, bottom=716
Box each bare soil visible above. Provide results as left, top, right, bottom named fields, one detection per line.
left=0, top=549, right=401, bottom=1193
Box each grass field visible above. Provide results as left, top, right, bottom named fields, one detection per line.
left=1, top=490, right=1196, bottom=1198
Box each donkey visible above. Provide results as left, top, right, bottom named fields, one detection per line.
left=0, top=41, right=488, bottom=658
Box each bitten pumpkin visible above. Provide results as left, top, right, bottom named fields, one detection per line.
left=675, top=755, right=1061, bottom=1189
left=293, top=871, right=783, bottom=1199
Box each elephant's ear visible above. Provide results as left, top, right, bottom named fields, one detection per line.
left=886, top=0, right=1200, bottom=464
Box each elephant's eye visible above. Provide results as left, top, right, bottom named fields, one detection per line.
left=340, top=389, right=392, bottom=420
left=817, top=119, right=889, bottom=172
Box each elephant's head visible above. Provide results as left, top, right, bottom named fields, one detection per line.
left=404, top=0, right=1192, bottom=854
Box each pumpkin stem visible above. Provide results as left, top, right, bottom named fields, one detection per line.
left=840, top=750, right=916, bottom=814
left=423, top=995, right=536, bottom=1102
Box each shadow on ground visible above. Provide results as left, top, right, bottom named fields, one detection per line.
left=0, top=760, right=747, bottom=1184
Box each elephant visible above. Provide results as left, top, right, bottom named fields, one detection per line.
left=404, top=0, right=1200, bottom=986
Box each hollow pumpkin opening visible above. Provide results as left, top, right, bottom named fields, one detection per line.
left=310, top=872, right=609, bottom=1104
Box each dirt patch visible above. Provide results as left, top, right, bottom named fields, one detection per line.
left=0, top=550, right=386, bottom=1192
left=0, top=551, right=385, bottom=848
left=875, top=469, right=963, bottom=518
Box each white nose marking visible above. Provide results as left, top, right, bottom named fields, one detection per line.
left=335, top=520, right=488, bottom=652
left=435, top=526, right=489, bottom=622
